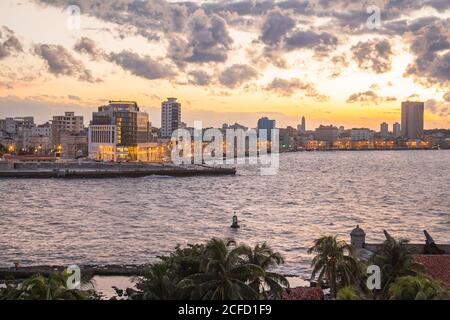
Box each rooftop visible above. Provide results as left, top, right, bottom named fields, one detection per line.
left=414, top=255, right=450, bottom=288
left=282, top=287, right=324, bottom=300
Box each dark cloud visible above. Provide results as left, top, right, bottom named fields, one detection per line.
left=33, top=44, right=98, bottom=83
left=285, top=30, right=337, bottom=54
left=74, top=37, right=105, bottom=60
left=346, top=91, right=397, bottom=105
left=264, top=77, right=329, bottom=101
left=0, top=26, right=23, bottom=60
left=404, top=21, right=450, bottom=86
left=351, top=39, right=393, bottom=74
left=219, top=64, right=259, bottom=88
left=425, top=99, right=450, bottom=117
left=187, top=70, right=212, bottom=86
left=260, top=9, right=296, bottom=46
left=169, top=9, right=233, bottom=67
left=35, top=0, right=192, bottom=36
left=108, top=50, right=175, bottom=80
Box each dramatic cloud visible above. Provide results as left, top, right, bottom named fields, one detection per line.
left=264, top=77, right=329, bottom=101
left=0, top=26, right=23, bottom=60
left=33, top=44, right=98, bottom=83
left=219, top=64, right=259, bottom=88
left=425, top=99, right=450, bottom=117
left=346, top=91, right=397, bottom=105
left=74, top=37, right=105, bottom=60
left=285, top=30, right=337, bottom=55
left=404, top=21, right=450, bottom=86
left=187, top=70, right=212, bottom=86
left=108, top=50, right=175, bottom=80
left=169, top=10, right=233, bottom=67
left=260, top=9, right=295, bottom=46
left=351, top=39, right=393, bottom=74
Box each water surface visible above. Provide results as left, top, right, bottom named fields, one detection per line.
left=1, top=151, right=449, bottom=277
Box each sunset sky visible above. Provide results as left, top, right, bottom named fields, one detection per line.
left=0, top=0, right=449, bottom=130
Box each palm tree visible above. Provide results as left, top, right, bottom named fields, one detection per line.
left=337, top=286, right=363, bottom=300
left=371, top=237, right=421, bottom=296
left=134, top=262, right=177, bottom=300
left=388, top=276, right=450, bottom=300
left=179, top=238, right=264, bottom=300
left=246, top=243, right=289, bottom=299
left=308, top=236, right=361, bottom=298
left=1, top=273, right=91, bottom=300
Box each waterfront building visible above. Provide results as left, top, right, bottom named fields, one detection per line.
left=51, top=112, right=84, bottom=146
left=59, top=133, right=87, bottom=158
left=380, top=122, right=389, bottom=138
left=401, top=101, right=424, bottom=139
left=351, top=128, right=373, bottom=141
left=89, top=101, right=162, bottom=162
left=314, top=125, right=339, bottom=144
left=161, top=98, right=181, bottom=138
left=257, top=117, right=276, bottom=140
left=393, top=122, right=401, bottom=138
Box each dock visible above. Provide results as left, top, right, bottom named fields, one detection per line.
left=0, top=161, right=236, bottom=178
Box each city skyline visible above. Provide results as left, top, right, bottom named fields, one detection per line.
left=0, top=0, right=449, bottom=130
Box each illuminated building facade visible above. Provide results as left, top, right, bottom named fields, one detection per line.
left=89, top=101, right=163, bottom=162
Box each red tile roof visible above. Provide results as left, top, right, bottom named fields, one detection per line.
left=414, top=255, right=450, bottom=288
left=282, top=287, right=324, bottom=300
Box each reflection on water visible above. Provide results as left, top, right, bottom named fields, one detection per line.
left=0, top=151, right=449, bottom=277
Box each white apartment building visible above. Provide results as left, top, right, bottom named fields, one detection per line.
left=351, top=128, right=374, bottom=141
left=89, top=125, right=162, bottom=162
left=380, top=122, right=389, bottom=138
left=52, top=112, right=84, bottom=146
left=393, top=122, right=401, bottom=138
left=88, top=125, right=118, bottom=162
left=161, top=98, right=181, bottom=138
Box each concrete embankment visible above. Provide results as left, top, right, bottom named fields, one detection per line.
left=0, top=162, right=236, bottom=178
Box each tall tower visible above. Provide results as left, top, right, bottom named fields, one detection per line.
left=380, top=122, right=389, bottom=138
left=298, top=116, right=306, bottom=133
left=161, top=98, right=181, bottom=138
left=393, top=122, right=401, bottom=138
left=401, top=102, right=424, bottom=139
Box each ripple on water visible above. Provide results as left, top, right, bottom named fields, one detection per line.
left=0, top=151, right=449, bottom=277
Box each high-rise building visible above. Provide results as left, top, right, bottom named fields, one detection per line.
left=161, top=98, right=181, bottom=138
left=401, top=102, right=424, bottom=139
left=89, top=101, right=159, bottom=162
left=297, top=116, right=306, bottom=133
left=393, top=122, right=401, bottom=138
left=380, top=122, right=389, bottom=138
left=51, top=112, right=84, bottom=146
left=257, top=117, right=276, bottom=140
left=92, top=101, right=149, bottom=146
left=351, top=128, right=373, bottom=141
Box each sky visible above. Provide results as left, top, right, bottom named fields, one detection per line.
left=0, top=0, right=449, bottom=130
